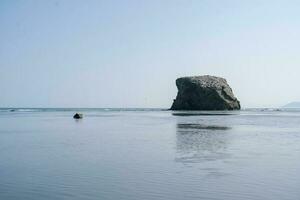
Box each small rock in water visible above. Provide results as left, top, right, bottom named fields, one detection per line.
left=73, top=113, right=83, bottom=119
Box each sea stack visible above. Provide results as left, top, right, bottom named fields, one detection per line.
left=171, top=75, right=240, bottom=110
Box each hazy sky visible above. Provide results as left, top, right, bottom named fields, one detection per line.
left=1, top=0, right=300, bottom=108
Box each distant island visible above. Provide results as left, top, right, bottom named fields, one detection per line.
left=282, top=102, right=300, bottom=108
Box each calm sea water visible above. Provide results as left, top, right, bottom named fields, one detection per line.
left=0, top=108, right=299, bottom=200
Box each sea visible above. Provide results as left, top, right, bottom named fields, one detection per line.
left=0, top=108, right=299, bottom=200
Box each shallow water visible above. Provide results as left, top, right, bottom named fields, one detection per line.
left=0, top=108, right=299, bottom=200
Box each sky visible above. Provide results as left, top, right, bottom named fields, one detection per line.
left=1, top=0, right=300, bottom=108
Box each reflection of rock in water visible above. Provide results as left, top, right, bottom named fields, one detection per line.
left=175, top=123, right=231, bottom=164
left=177, top=123, right=230, bottom=130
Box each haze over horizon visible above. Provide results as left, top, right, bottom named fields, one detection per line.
left=1, top=0, right=300, bottom=108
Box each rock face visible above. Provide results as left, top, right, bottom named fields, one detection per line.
left=171, top=75, right=240, bottom=110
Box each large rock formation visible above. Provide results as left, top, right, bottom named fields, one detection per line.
left=171, top=75, right=240, bottom=110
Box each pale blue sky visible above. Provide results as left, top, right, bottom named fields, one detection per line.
left=1, top=0, right=300, bottom=108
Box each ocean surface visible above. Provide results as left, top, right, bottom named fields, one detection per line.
left=0, top=108, right=299, bottom=200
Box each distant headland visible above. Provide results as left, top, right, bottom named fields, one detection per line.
left=282, top=102, right=300, bottom=108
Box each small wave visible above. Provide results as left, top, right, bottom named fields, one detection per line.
left=0, top=108, right=42, bottom=113
left=16, top=109, right=38, bottom=112
left=172, top=112, right=236, bottom=116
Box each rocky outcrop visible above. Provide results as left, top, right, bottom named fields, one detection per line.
left=171, top=75, right=240, bottom=110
